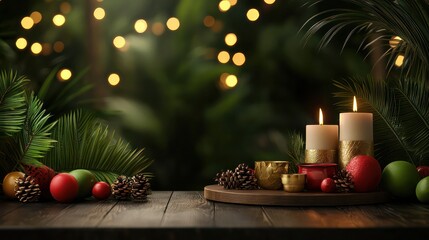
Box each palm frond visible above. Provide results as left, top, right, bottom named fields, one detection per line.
left=0, top=70, right=27, bottom=136
left=333, top=76, right=429, bottom=166
left=302, top=0, right=429, bottom=79
left=285, top=131, right=305, bottom=173
left=42, top=110, right=153, bottom=184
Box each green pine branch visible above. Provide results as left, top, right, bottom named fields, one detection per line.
left=42, top=110, right=153, bottom=184
left=0, top=70, right=27, bottom=136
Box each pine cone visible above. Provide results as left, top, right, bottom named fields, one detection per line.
left=111, top=175, right=131, bottom=200
left=215, top=163, right=259, bottom=190
left=14, top=175, right=41, bottom=203
left=131, top=173, right=151, bottom=201
left=333, top=169, right=355, bottom=193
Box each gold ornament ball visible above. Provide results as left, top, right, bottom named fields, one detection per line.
left=2, top=171, right=25, bottom=199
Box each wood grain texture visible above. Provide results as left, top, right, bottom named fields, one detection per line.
left=99, top=191, right=172, bottom=227
left=204, top=185, right=390, bottom=206
left=0, top=200, right=22, bottom=217
left=215, top=202, right=271, bottom=227
left=161, top=191, right=214, bottom=227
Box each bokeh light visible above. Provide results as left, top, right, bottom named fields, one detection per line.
left=21, top=17, right=34, bottom=30
left=60, top=2, right=72, bottom=14
left=166, top=17, right=180, bottom=31
left=108, top=73, right=120, bottom=86
left=152, top=22, right=165, bottom=36
left=264, top=0, right=276, bottom=4
left=203, top=16, right=215, bottom=27
left=247, top=8, right=260, bottom=21
left=15, top=38, right=27, bottom=50
left=93, top=7, right=105, bottom=20
left=53, top=41, right=64, bottom=53
left=30, top=11, right=42, bottom=24
left=395, top=54, right=404, bottom=67
left=113, top=36, right=126, bottom=49
left=228, top=0, right=238, bottom=6
left=31, top=42, right=42, bottom=55
left=225, top=33, right=237, bottom=46
left=217, top=51, right=230, bottom=64
left=219, top=0, right=231, bottom=12
left=52, top=14, right=66, bottom=26
left=58, top=68, right=72, bottom=81
left=134, top=19, right=148, bottom=33
left=389, top=36, right=402, bottom=48
left=232, top=52, right=245, bottom=66
left=225, top=74, right=238, bottom=88
left=41, top=43, right=52, bottom=55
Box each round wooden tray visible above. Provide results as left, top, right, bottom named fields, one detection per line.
left=204, top=185, right=390, bottom=206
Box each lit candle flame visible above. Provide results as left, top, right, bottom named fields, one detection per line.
left=353, top=96, right=357, bottom=112
left=319, top=108, right=324, bottom=125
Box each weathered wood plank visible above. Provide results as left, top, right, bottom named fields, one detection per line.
left=161, top=191, right=214, bottom=227
left=0, top=202, right=71, bottom=227
left=0, top=200, right=23, bottom=217
left=215, top=202, right=271, bottom=227
left=99, top=191, right=172, bottom=227
left=47, top=200, right=117, bottom=227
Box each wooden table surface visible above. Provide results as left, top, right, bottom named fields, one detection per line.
left=1, top=191, right=429, bottom=240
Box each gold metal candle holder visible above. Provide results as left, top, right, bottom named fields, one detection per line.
left=339, top=140, right=374, bottom=169
left=281, top=173, right=306, bottom=193
left=305, top=149, right=337, bottom=164
left=255, top=161, right=289, bottom=190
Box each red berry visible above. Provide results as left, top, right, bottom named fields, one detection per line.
left=321, top=178, right=336, bottom=193
left=50, top=173, right=79, bottom=203
left=417, top=166, right=429, bottom=179
left=92, top=181, right=111, bottom=200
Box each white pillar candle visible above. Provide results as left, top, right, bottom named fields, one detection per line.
left=339, top=97, right=373, bottom=141
left=306, top=109, right=338, bottom=150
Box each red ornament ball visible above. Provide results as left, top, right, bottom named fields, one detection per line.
left=320, top=178, right=336, bottom=193
left=50, top=173, right=78, bottom=203
left=346, top=155, right=382, bottom=192
left=92, top=181, right=111, bottom=200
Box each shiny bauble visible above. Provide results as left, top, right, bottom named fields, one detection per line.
left=416, top=177, right=429, bottom=203
left=69, top=169, right=96, bottom=199
left=346, top=155, right=381, bottom=192
left=2, top=171, right=25, bottom=199
left=50, top=173, right=79, bottom=203
left=417, top=166, right=429, bottom=179
left=92, top=181, right=111, bottom=200
left=320, top=178, right=336, bottom=193
left=381, top=161, right=420, bottom=199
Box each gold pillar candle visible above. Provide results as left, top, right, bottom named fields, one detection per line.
left=255, top=161, right=289, bottom=190
left=305, top=108, right=338, bottom=163
left=339, top=97, right=374, bottom=168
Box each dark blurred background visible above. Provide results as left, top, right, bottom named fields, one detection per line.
left=0, top=0, right=373, bottom=190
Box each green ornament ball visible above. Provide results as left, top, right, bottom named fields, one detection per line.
left=69, top=169, right=96, bottom=199
left=416, top=177, right=429, bottom=203
left=381, top=161, right=420, bottom=199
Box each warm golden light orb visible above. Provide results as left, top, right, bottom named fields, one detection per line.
left=134, top=19, right=148, bottom=33
left=247, top=8, right=260, bottom=21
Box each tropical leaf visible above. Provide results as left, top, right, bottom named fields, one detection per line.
left=42, top=110, right=153, bottom=184
left=302, top=0, right=429, bottom=79
left=0, top=70, right=27, bottom=136
left=285, top=131, right=305, bottom=173
left=333, top=76, right=429, bottom=166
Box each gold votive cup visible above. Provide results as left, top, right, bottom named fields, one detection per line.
left=339, top=140, right=374, bottom=169
left=255, top=161, right=289, bottom=190
left=305, top=149, right=337, bottom=164
left=281, top=173, right=306, bottom=193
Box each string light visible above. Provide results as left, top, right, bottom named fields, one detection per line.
left=52, top=14, right=66, bottom=27
left=134, top=19, right=148, bottom=33
left=217, top=51, right=230, bottom=64
left=58, top=68, right=72, bottom=81
left=113, top=36, right=126, bottom=49
left=225, top=74, right=238, bottom=88
left=395, top=54, right=404, bottom=67
left=60, top=2, right=72, bottom=14
left=224, top=33, right=237, bottom=46
left=93, top=7, right=105, bottom=20
left=389, top=36, right=402, bottom=48
left=228, top=0, right=237, bottom=6
left=30, top=11, right=42, bottom=24
left=246, top=8, right=260, bottom=21
left=232, top=52, right=245, bottom=66
left=264, top=0, right=276, bottom=4
left=219, top=0, right=231, bottom=12
left=21, top=17, right=34, bottom=30
left=30, top=42, right=42, bottom=55
left=41, top=43, right=52, bottom=55
left=15, top=38, right=27, bottom=50
left=108, top=73, right=120, bottom=86
left=166, top=17, right=180, bottom=31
